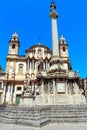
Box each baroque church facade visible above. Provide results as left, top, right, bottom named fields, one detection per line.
left=0, top=2, right=86, bottom=105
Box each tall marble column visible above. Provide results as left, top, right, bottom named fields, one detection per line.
left=49, top=1, right=59, bottom=57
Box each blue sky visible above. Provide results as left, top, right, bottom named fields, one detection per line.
left=0, top=0, right=87, bottom=78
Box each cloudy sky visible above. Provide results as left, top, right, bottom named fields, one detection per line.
left=0, top=0, right=87, bottom=78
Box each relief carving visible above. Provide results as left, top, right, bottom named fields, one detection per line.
left=49, top=81, right=53, bottom=94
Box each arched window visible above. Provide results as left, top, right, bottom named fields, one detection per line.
left=19, top=64, right=23, bottom=74
left=38, top=62, right=43, bottom=71
left=63, top=47, right=66, bottom=51
left=12, top=44, right=15, bottom=49
left=37, top=49, right=43, bottom=58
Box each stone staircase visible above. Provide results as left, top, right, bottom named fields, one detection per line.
left=0, top=104, right=87, bottom=127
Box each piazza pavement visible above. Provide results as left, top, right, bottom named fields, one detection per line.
left=0, top=123, right=87, bottom=130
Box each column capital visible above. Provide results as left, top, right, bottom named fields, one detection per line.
left=49, top=1, right=58, bottom=19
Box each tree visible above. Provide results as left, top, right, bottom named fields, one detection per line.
left=0, top=65, right=4, bottom=71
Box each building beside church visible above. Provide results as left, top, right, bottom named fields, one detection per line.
left=0, top=66, right=5, bottom=104
left=1, top=1, right=86, bottom=105
left=80, top=78, right=87, bottom=102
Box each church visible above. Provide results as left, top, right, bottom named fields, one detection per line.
left=0, top=1, right=86, bottom=105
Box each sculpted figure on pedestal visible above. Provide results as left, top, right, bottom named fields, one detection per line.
left=49, top=81, right=53, bottom=94
left=23, top=77, right=32, bottom=95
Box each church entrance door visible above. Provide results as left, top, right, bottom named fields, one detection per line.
left=16, top=95, right=21, bottom=105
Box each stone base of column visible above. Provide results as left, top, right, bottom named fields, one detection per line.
left=20, top=94, right=86, bottom=106
left=72, top=94, right=86, bottom=104
left=20, top=95, right=35, bottom=106
left=50, top=55, right=61, bottom=64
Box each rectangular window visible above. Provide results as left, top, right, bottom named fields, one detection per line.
left=17, top=87, right=21, bottom=91
left=19, top=64, right=23, bottom=74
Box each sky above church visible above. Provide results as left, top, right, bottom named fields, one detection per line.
left=0, top=0, right=87, bottom=78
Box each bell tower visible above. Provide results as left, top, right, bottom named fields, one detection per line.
left=59, top=35, right=71, bottom=70
left=59, top=35, right=69, bottom=58
left=8, top=33, right=20, bottom=56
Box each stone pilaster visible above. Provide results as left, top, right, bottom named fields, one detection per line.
left=13, top=86, right=16, bottom=104
left=53, top=80, right=56, bottom=95
left=46, top=61, right=48, bottom=69
left=31, top=83, right=35, bottom=95
left=30, top=61, right=31, bottom=74
left=10, top=84, right=13, bottom=103
left=43, top=62, right=45, bottom=70
left=48, top=63, right=50, bottom=68
left=2, top=84, right=6, bottom=103
left=6, top=85, right=11, bottom=103
left=41, top=80, right=44, bottom=95
left=65, top=82, right=68, bottom=94
left=73, top=82, right=79, bottom=94
left=28, top=59, right=29, bottom=73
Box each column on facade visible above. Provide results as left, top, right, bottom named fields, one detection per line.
left=8, top=85, right=11, bottom=102
left=30, top=61, right=31, bottom=74
left=2, top=84, right=6, bottom=103
left=47, top=62, right=50, bottom=68
left=31, top=83, right=35, bottom=95
left=10, top=84, right=13, bottom=103
left=35, top=62, right=37, bottom=74
left=27, top=59, right=29, bottom=73
left=34, top=83, right=37, bottom=95
left=46, top=61, right=48, bottom=69
left=13, top=86, right=16, bottom=104
left=33, top=60, right=35, bottom=71
left=6, top=84, right=11, bottom=103
left=43, top=62, right=45, bottom=70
